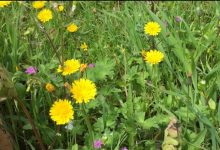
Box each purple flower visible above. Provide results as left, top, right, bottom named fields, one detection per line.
left=175, top=16, right=182, bottom=23
left=93, top=139, right=103, bottom=149
left=121, top=147, right=128, bottom=150
left=25, top=66, right=37, bottom=75
left=88, top=63, right=95, bottom=68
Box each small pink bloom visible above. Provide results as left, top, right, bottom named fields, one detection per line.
left=121, top=147, right=128, bottom=150
left=25, top=66, right=37, bottom=75
left=88, top=63, right=95, bottom=68
left=93, top=139, right=103, bottom=149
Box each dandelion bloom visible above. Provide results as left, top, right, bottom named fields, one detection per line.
left=37, top=9, right=53, bottom=23
left=45, top=83, right=55, bottom=92
left=0, top=1, right=12, bottom=8
left=80, top=42, right=88, bottom=51
left=49, top=99, right=74, bottom=125
left=93, top=139, right=103, bottom=149
left=25, top=66, right=37, bottom=75
left=32, top=1, right=46, bottom=9
left=58, top=5, right=64, bottom=12
left=67, top=23, right=78, bottom=32
left=144, top=50, right=164, bottom=65
left=144, top=22, right=161, bottom=36
left=70, top=78, right=97, bottom=103
left=58, top=59, right=80, bottom=76
left=80, top=63, right=87, bottom=72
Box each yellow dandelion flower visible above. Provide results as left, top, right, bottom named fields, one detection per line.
left=80, top=63, right=87, bottom=72
left=144, top=50, right=164, bottom=64
left=61, top=59, right=80, bottom=76
left=70, top=78, right=97, bottom=104
left=67, top=23, right=78, bottom=32
left=45, top=83, right=55, bottom=92
left=80, top=42, right=88, bottom=51
left=58, top=5, right=64, bottom=12
left=144, top=22, right=161, bottom=36
left=144, top=50, right=164, bottom=65
left=37, top=9, right=53, bottom=23
left=32, top=1, right=46, bottom=9
left=49, top=99, right=74, bottom=125
left=0, top=1, right=12, bottom=8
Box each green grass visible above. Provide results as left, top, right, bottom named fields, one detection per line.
left=0, top=1, right=220, bottom=150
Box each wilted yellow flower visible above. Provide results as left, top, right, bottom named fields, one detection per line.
left=49, top=99, right=74, bottom=125
left=70, top=78, right=97, bottom=103
left=144, top=22, right=161, bottom=36
left=80, top=42, right=88, bottom=51
left=37, top=9, right=53, bottom=23
left=144, top=50, right=164, bottom=65
left=141, top=49, right=147, bottom=57
left=64, top=82, right=71, bottom=90
left=16, top=66, right=19, bottom=71
left=45, top=83, right=55, bottom=92
left=60, top=59, right=80, bottom=76
left=58, top=5, right=64, bottom=12
left=0, top=1, right=12, bottom=7
left=32, top=1, right=46, bottom=9
left=80, top=63, right=87, bottom=72
left=67, top=23, right=78, bottom=32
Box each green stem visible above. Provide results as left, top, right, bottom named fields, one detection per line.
left=81, top=104, right=94, bottom=145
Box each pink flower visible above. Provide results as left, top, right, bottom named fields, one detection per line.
left=121, top=147, right=128, bottom=150
left=88, top=63, right=95, bottom=68
left=25, top=66, right=37, bottom=75
left=93, top=139, right=103, bottom=149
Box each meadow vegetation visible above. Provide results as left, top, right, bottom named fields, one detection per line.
left=0, top=1, right=220, bottom=150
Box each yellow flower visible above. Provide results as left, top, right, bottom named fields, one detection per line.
left=70, top=78, right=97, bottom=103
left=0, top=1, right=12, bottom=8
left=37, top=9, right=53, bottom=23
left=80, top=63, right=87, bottom=72
left=144, top=22, right=161, bottom=36
left=80, top=42, right=88, bottom=51
left=49, top=99, right=74, bottom=125
left=67, top=23, right=78, bottom=32
left=45, top=83, right=55, bottom=92
left=144, top=50, right=164, bottom=65
left=58, top=5, right=64, bottom=12
left=32, top=1, right=46, bottom=9
left=61, top=59, right=80, bottom=76
left=57, top=65, right=62, bottom=73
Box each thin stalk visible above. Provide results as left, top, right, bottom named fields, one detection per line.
left=13, top=96, right=45, bottom=150
left=37, top=21, right=62, bottom=65
left=37, top=21, right=67, bottom=97
left=81, top=104, right=94, bottom=146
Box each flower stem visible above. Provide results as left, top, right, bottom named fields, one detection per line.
left=81, top=104, right=94, bottom=146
